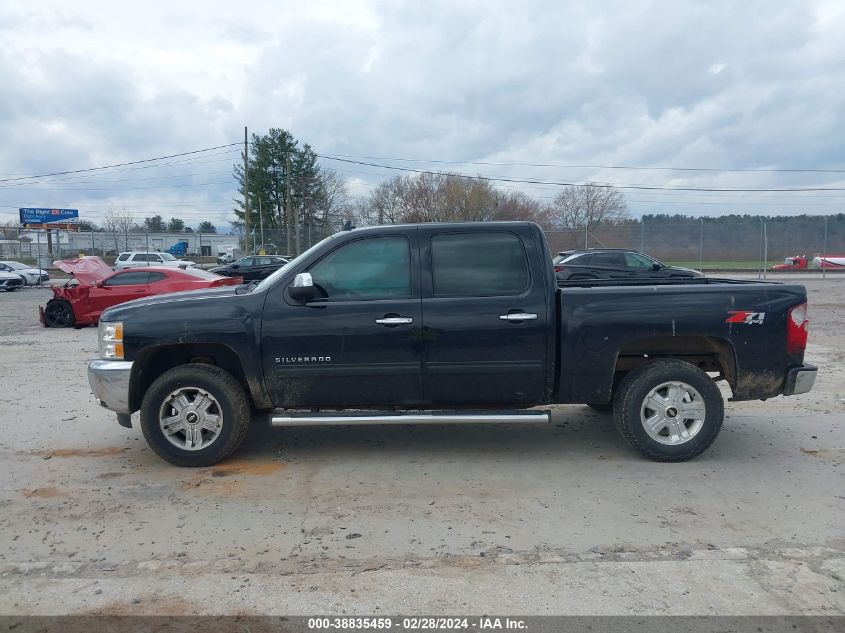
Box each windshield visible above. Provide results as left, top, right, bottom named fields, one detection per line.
left=252, top=232, right=343, bottom=293
left=160, top=253, right=177, bottom=261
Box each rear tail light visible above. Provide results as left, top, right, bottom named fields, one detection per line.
left=554, top=266, right=564, bottom=273
left=786, top=302, right=808, bottom=355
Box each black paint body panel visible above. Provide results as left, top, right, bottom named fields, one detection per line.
left=101, top=222, right=808, bottom=412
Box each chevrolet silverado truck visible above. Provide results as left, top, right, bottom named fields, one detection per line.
left=87, top=222, right=816, bottom=467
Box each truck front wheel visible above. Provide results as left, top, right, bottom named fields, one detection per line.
left=613, top=360, right=723, bottom=462
left=140, top=363, right=251, bottom=467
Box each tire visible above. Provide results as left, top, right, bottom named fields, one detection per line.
left=140, top=363, right=251, bottom=467
left=613, top=359, right=724, bottom=462
left=44, top=299, right=75, bottom=328
left=587, top=402, right=613, bottom=413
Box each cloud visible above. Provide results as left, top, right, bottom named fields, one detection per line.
left=1, top=0, right=844, bottom=226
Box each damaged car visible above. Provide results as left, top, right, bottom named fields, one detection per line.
left=41, top=257, right=242, bottom=328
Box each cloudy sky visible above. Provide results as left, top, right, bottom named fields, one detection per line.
left=1, top=0, right=844, bottom=229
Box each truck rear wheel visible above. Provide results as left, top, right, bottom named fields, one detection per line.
left=613, top=359, right=723, bottom=462
left=140, top=363, right=251, bottom=467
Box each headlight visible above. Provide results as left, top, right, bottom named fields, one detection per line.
left=99, top=321, right=124, bottom=360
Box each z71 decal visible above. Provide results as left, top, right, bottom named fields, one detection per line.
left=726, top=311, right=766, bottom=325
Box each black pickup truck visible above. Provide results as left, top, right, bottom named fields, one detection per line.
left=87, top=221, right=816, bottom=467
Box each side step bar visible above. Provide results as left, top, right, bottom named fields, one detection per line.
left=270, top=410, right=551, bottom=427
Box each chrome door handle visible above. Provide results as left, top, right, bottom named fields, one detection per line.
left=499, top=312, right=538, bottom=322
left=375, top=316, right=414, bottom=325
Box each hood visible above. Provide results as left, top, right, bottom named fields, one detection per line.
left=53, top=256, right=113, bottom=284
left=101, top=285, right=246, bottom=320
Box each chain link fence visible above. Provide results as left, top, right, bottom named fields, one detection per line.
left=545, top=215, right=845, bottom=275
left=0, top=217, right=842, bottom=274
left=0, top=224, right=335, bottom=268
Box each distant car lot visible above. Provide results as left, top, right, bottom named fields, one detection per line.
left=0, top=274, right=842, bottom=615
left=554, top=249, right=703, bottom=281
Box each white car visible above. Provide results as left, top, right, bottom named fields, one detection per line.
left=0, top=260, right=50, bottom=285
left=113, top=252, right=196, bottom=271
left=0, top=270, right=25, bottom=291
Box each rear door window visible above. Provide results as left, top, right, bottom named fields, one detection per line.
left=591, top=253, right=626, bottom=267
left=431, top=232, right=529, bottom=297
left=117, top=253, right=130, bottom=262
left=147, top=272, right=167, bottom=283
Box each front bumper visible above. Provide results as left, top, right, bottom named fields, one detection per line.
left=87, top=360, right=134, bottom=414
left=783, top=364, right=817, bottom=396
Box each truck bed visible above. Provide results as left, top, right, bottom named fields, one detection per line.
left=555, top=279, right=807, bottom=404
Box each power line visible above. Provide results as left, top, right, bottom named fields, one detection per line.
left=316, top=154, right=845, bottom=193
left=324, top=152, right=845, bottom=174
left=0, top=143, right=241, bottom=184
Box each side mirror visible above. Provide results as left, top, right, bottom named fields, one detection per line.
left=288, top=272, right=318, bottom=302
left=652, top=263, right=661, bottom=271
left=231, top=263, right=239, bottom=269
left=96, top=280, right=106, bottom=288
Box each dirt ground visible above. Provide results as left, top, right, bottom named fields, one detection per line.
left=0, top=275, right=842, bottom=615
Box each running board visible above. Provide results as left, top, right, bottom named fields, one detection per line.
left=269, top=410, right=551, bottom=427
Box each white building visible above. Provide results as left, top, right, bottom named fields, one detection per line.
left=16, top=230, right=237, bottom=264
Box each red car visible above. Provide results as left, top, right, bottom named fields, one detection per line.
left=41, top=261, right=242, bottom=328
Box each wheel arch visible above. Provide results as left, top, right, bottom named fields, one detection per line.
left=612, top=335, right=737, bottom=394
left=129, top=343, right=255, bottom=413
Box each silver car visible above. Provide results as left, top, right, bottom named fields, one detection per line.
left=0, top=261, right=50, bottom=285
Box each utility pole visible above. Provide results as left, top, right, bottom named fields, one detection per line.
left=285, top=151, right=293, bottom=257
left=823, top=216, right=828, bottom=280
left=244, top=126, right=250, bottom=256
left=762, top=221, right=768, bottom=280
left=699, top=217, right=704, bottom=273
left=584, top=222, right=588, bottom=250
left=259, top=198, right=264, bottom=253
left=640, top=219, right=645, bottom=252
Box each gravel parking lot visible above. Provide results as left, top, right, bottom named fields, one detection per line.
left=0, top=276, right=843, bottom=615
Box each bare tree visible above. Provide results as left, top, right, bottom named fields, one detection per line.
left=549, top=183, right=628, bottom=229
left=102, top=209, right=135, bottom=252
left=315, top=169, right=350, bottom=230
left=356, top=172, right=549, bottom=226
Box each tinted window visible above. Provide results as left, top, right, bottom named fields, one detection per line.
left=432, top=232, right=528, bottom=297
left=104, top=272, right=150, bottom=286
left=625, top=252, right=656, bottom=268
left=117, top=253, right=130, bottom=261
left=237, top=257, right=255, bottom=266
left=310, top=236, right=411, bottom=301
left=147, top=272, right=167, bottom=283
left=256, top=257, right=272, bottom=265
left=591, top=253, right=626, bottom=267
left=131, top=254, right=152, bottom=262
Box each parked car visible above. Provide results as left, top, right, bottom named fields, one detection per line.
left=41, top=266, right=241, bottom=328
left=87, top=221, right=815, bottom=467
left=113, top=252, right=195, bottom=271
left=0, top=260, right=49, bottom=285
left=553, top=249, right=703, bottom=281
left=0, top=270, right=24, bottom=292
left=209, top=255, right=288, bottom=281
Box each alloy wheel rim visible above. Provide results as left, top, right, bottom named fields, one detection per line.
left=158, top=387, right=223, bottom=451
left=640, top=381, right=706, bottom=445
